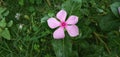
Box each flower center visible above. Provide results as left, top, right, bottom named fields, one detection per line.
left=61, top=22, right=67, bottom=28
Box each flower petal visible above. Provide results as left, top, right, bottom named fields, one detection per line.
left=66, top=15, right=78, bottom=25
left=56, top=10, right=67, bottom=22
left=47, top=18, right=60, bottom=29
left=66, top=25, right=79, bottom=37
left=118, top=7, right=120, bottom=15
left=53, top=27, right=65, bottom=39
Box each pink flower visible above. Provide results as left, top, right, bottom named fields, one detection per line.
left=47, top=10, right=79, bottom=39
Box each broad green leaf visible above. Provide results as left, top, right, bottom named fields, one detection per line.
left=19, top=0, right=24, bottom=6
left=7, top=20, right=13, bottom=27
left=0, top=19, right=6, bottom=28
left=48, top=13, right=55, bottom=17
left=98, top=14, right=120, bottom=31
left=45, top=54, right=53, bottom=57
left=33, top=25, right=39, bottom=31
left=36, top=0, right=42, bottom=5
left=1, top=28, right=11, bottom=40
left=110, top=2, right=120, bottom=18
left=52, top=37, right=72, bottom=57
left=62, top=0, right=72, bottom=12
left=0, top=7, right=7, bottom=14
left=28, top=6, right=35, bottom=12
left=62, top=0, right=82, bottom=15
left=30, top=0, right=35, bottom=4
left=41, top=15, right=49, bottom=23
left=24, top=15, right=30, bottom=20
left=81, top=26, right=92, bottom=39
left=72, top=51, right=79, bottom=57
left=0, top=7, right=7, bottom=19
left=34, top=44, right=40, bottom=52
left=80, top=9, right=89, bottom=16
left=97, top=8, right=104, bottom=13
left=71, top=0, right=82, bottom=3
left=3, top=10, right=9, bottom=17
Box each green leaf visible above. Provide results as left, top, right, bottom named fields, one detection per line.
left=52, top=37, right=72, bottom=57
left=41, top=15, right=49, bottom=23
left=110, top=2, right=120, bottom=18
left=0, top=19, right=6, bottom=28
left=1, top=28, right=11, bottom=40
left=71, top=0, right=82, bottom=3
left=72, top=51, right=79, bottom=57
left=3, top=10, right=9, bottom=17
left=0, top=28, right=3, bottom=37
left=7, top=20, right=13, bottom=27
left=48, top=12, right=55, bottom=17
left=0, top=7, right=7, bottom=19
left=98, top=14, right=120, bottom=31
left=19, top=0, right=24, bottom=6
left=36, top=0, right=42, bottom=5
left=62, top=0, right=82, bottom=15
left=62, top=1, right=72, bottom=12
left=30, top=0, right=35, bottom=4
left=45, top=54, right=53, bottom=57
left=0, top=7, right=7, bottom=14
left=33, top=25, right=39, bottom=31
left=0, top=28, right=2, bottom=33
left=28, top=6, right=35, bottom=12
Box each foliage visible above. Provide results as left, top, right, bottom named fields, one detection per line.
left=0, top=7, right=12, bottom=40
left=0, top=0, right=120, bottom=57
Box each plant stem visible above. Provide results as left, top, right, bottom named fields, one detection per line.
left=93, top=32, right=111, bottom=54
left=46, top=0, right=51, bottom=6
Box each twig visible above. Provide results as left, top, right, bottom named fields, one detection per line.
left=93, top=32, right=111, bottom=54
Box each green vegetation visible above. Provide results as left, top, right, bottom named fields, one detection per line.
left=0, top=0, right=120, bottom=57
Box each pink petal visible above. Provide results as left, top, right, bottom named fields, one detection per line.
left=47, top=18, right=60, bottom=29
left=53, top=27, right=65, bottom=39
left=66, top=25, right=79, bottom=37
left=118, top=7, right=120, bottom=15
left=66, top=15, right=78, bottom=25
left=56, top=10, right=67, bottom=22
